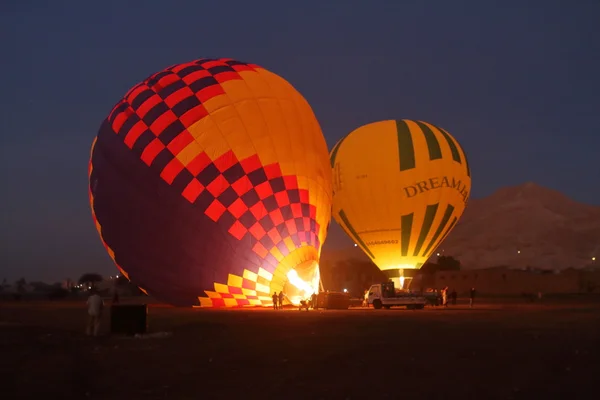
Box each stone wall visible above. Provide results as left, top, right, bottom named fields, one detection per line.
left=431, top=267, right=589, bottom=295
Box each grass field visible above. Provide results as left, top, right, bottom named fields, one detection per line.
left=1, top=298, right=599, bottom=399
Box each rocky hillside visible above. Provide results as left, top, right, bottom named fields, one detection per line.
left=322, top=182, right=600, bottom=270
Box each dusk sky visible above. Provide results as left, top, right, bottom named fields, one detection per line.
left=1, top=0, right=599, bottom=283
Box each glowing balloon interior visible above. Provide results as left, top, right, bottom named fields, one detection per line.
left=330, top=120, right=471, bottom=288
left=89, top=58, right=332, bottom=307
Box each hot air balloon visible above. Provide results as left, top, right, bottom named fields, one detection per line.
left=89, top=58, right=332, bottom=307
left=330, top=119, right=471, bottom=289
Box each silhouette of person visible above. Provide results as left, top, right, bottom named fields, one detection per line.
left=272, top=292, right=278, bottom=310
left=470, top=287, right=476, bottom=308
left=311, top=292, right=317, bottom=309
left=278, top=291, right=284, bottom=309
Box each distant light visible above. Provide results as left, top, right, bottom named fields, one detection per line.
left=343, top=288, right=348, bottom=293
left=517, top=250, right=521, bottom=254
left=353, top=244, right=358, bottom=247
left=116, top=275, right=119, bottom=278
left=593, top=257, right=596, bottom=262
left=436, top=253, right=440, bottom=256
left=88, top=287, right=91, bottom=290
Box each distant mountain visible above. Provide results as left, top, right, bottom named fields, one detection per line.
left=440, top=182, right=600, bottom=269
left=322, top=182, right=600, bottom=270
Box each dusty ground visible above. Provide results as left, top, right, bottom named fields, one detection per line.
left=1, top=298, right=599, bottom=400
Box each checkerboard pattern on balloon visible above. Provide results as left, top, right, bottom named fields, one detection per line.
left=97, top=58, right=322, bottom=306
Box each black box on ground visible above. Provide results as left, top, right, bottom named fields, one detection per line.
left=110, top=304, right=147, bottom=335
left=316, top=292, right=350, bottom=310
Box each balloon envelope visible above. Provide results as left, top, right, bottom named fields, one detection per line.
left=330, top=119, right=471, bottom=287
left=89, top=58, right=332, bottom=307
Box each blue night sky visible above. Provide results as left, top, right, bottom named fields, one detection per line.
left=1, top=0, right=599, bottom=283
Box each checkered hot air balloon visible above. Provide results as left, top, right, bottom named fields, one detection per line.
left=88, top=58, right=332, bottom=307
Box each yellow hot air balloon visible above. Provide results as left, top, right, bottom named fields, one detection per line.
left=330, top=119, right=471, bottom=289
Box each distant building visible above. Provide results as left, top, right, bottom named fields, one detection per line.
left=430, top=266, right=600, bottom=295
left=61, top=279, right=74, bottom=290
left=3, top=283, right=35, bottom=294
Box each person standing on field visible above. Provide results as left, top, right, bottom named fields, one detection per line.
left=442, top=286, right=449, bottom=307
left=86, top=289, right=104, bottom=336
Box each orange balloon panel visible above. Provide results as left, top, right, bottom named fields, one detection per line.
left=89, top=58, right=332, bottom=307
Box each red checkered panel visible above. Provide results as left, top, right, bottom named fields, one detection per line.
left=103, top=58, right=321, bottom=277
